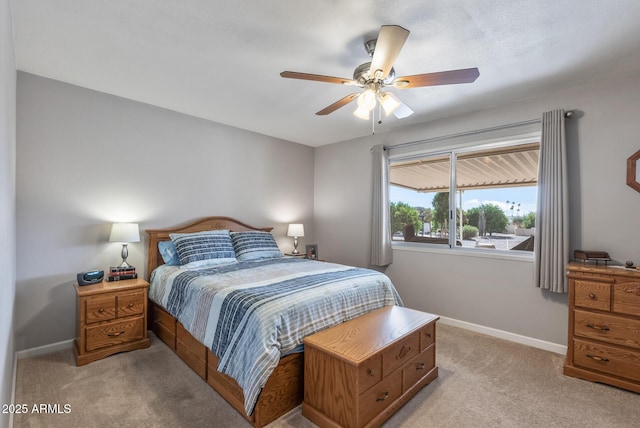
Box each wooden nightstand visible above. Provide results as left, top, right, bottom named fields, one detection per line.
left=74, top=277, right=151, bottom=366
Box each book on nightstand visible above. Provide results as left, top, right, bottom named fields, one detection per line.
left=107, top=266, right=137, bottom=281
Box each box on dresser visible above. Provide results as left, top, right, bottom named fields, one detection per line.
left=564, top=262, right=640, bottom=392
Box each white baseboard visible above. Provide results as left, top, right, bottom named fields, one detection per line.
left=438, top=316, right=567, bottom=355
left=15, top=339, right=74, bottom=360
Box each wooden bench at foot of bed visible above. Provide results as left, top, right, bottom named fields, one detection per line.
left=150, top=302, right=304, bottom=427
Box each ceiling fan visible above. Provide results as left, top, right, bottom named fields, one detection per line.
left=280, top=25, right=479, bottom=121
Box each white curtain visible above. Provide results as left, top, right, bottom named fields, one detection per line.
left=371, top=145, right=393, bottom=266
left=534, top=109, right=569, bottom=293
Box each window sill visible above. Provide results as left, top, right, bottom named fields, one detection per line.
left=392, top=242, right=534, bottom=262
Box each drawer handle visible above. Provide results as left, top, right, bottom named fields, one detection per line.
left=98, top=308, right=105, bottom=313
left=588, top=293, right=596, bottom=299
left=424, top=332, right=432, bottom=338
left=367, top=369, right=376, bottom=377
left=376, top=392, right=389, bottom=402
left=128, top=303, right=134, bottom=308
left=586, top=354, right=609, bottom=362
left=396, top=345, right=411, bottom=360
left=416, top=363, right=425, bottom=371
left=108, top=331, right=125, bottom=337
left=586, top=324, right=610, bottom=331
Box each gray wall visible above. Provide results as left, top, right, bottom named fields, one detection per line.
left=15, top=73, right=315, bottom=351
left=0, top=0, right=16, bottom=426
left=314, top=73, right=640, bottom=346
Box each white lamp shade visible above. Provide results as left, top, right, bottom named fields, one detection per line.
left=109, top=223, right=140, bottom=243
left=287, top=223, right=305, bottom=237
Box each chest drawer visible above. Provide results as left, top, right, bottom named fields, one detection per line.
left=85, top=295, right=117, bottom=324
left=574, top=309, right=640, bottom=349
left=573, top=339, right=640, bottom=382
left=403, top=344, right=435, bottom=392
left=358, top=369, right=403, bottom=426
left=613, top=280, right=640, bottom=316
left=574, top=279, right=611, bottom=311
left=85, top=316, right=145, bottom=352
left=358, top=354, right=382, bottom=394
left=382, top=331, right=419, bottom=376
left=419, top=322, right=435, bottom=351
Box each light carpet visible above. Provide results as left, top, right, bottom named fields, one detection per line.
left=13, top=324, right=639, bottom=427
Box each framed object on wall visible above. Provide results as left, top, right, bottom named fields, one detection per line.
left=627, top=149, right=640, bottom=193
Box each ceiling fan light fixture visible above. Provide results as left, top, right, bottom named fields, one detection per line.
left=357, top=89, right=377, bottom=111
left=353, top=106, right=370, bottom=120
left=379, top=92, right=401, bottom=116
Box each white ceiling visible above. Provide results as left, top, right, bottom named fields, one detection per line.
left=10, top=0, right=640, bottom=147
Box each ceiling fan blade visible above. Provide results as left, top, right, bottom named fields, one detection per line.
left=316, top=93, right=359, bottom=115
left=384, top=92, right=414, bottom=119
left=393, top=67, right=480, bottom=88
left=369, top=25, right=410, bottom=80
left=280, top=71, right=355, bottom=85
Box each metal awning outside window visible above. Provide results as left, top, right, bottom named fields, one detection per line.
left=390, top=143, right=540, bottom=192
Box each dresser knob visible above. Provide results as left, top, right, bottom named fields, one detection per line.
left=416, top=363, right=425, bottom=371
left=376, top=391, right=389, bottom=402
left=367, top=369, right=375, bottom=376
left=588, top=293, right=596, bottom=299
left=98, top=308, right=104, bottom=313
left=128, top=303, right=134, bottom=308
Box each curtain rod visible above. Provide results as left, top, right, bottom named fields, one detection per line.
left=383, top=110, right=575, bottom=151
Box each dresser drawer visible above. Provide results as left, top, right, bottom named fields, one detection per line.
left=382, top=331, right=419, bottom=376
left=358, top=354, right=382, bottom=394
left=118, top=291, right=145, bottom=318
left=358, top=369, right=403, bottom=426
left=613, top=280, right=640, bottom=316
left=419, top=322, right=435, bottom=351
left=402, top=344, right=435, bottom=392
left=573, top=339, right=640, bottom=382
left=574, top=309, right=640, bottom=349
left=85, top=295, right=117, bottom=324
left=85, top=316, right=145, bottom=352
left=574, top=280, right=611, bottom=311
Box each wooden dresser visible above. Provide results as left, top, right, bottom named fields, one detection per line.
left=74, top=278, right=151, bottom=366
left=302, top=305, right=439, bottom=428
left=564, top=263, right=640, bottom=392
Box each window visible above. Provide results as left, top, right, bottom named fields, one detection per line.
left=389, top=139, right=539, bottom=253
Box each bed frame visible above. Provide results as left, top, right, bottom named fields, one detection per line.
left=145, top=217, right=304, bottom=427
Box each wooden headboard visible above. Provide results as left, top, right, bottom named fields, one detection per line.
left=145, top=216, right=273, bottom=280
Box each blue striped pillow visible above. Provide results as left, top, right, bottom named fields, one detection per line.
left=230, top=231, right=283, bottom=261
left=170, top=230, right=237, bottom=269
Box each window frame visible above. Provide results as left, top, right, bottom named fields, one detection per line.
left=388, top=133, right=540, bottom=260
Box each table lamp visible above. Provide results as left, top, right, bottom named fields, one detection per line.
left=287, top=223, right=304, bottom=255
left=109, top=223, right=140, bottom=268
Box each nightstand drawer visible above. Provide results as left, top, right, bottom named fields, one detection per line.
left=118, top=291, right=145, bottom=318
left=85, top=295, right=117, bottom=324
left=85, top=316, right=145, bottom=352
left=574, top=279, right=611, bottom=312
left=573, top=339, right=640, bottom=382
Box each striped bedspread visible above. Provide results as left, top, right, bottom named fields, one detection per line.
left=149, top=257, right=402, bottom=415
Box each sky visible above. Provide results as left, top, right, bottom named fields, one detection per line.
left=390, top=185, right=537, bottom=218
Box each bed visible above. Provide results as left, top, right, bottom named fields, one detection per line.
left=145, top=216, right=402, bottom=427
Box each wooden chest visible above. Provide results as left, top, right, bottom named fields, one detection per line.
left=564, top=263, right=640, bottom=392
left=302, top=305, right=439, bottom=428
left=74, top=278, right=151, bottom=365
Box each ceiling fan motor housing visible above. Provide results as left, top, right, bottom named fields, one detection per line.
left=353, top=62, right=395, bottom=86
